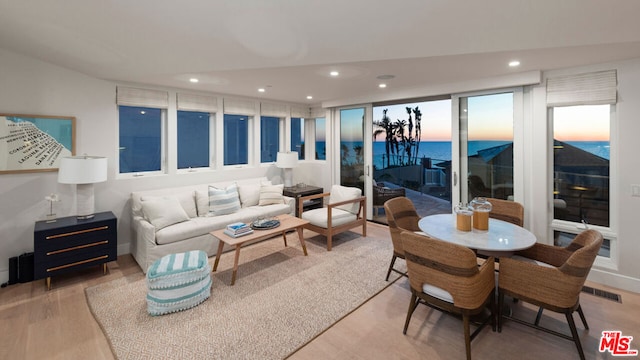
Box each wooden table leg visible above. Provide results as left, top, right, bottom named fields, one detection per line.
left=231, top=245, right=242, bottom=285
left=297, top=226, right=308, bottom=256
left=282, top=231, right=288, bottom=247
left=212, top=240, right=224, bottom=272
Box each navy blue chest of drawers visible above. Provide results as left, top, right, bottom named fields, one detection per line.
left=34, top=211, right=117, bottom=290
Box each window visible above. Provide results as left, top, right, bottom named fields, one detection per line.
left=260, top=116, right=280, bottom=163
left=177, top=111, right=211, bottom=169
left=546, top=70, right=617, bottom=259
left=223, top=114, right=250, bottom=166
left=291, top=117, right=305, bottom=160
left=315, top=117, right=326, bottom=160
left=119, top=106, right=163, bottom=173
left=551, top=105, right=611, bottom=257
left=117, top=86, right=168, bottom=174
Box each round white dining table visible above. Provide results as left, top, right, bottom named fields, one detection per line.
left=418, top=213, right=536, bottom=254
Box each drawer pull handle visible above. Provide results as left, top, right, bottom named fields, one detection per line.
left=46, top=255, right=109, bottom=272
left=46, top=226, right=109, bottom=239
left=46, top=240, right=109, bottom=256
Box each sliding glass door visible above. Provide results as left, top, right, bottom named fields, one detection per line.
left=454, top=90, right=520, bottom=205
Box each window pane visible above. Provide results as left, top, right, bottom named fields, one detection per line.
left=340, top=108, right=364, bottom=189
left=465, top=93, right=514, bottom=200
left=177, top=111, right=210, bottom=169
left=555, top=230, right=610, bottom=258
left=224, top=114, right=249, bottom=165
left=291, top=117, right=305, bottom=160
left=553, top=105, right=610, bottom=227
left=119, top=105, right=162, bottom=173
left=315, top=117, right=326, bottom=160
left=261, top=116, right=280, bottom=163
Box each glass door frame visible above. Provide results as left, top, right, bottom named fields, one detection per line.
left=332, top=104, right=374, bottom=220
left=451, top=87, right=525, bottom=208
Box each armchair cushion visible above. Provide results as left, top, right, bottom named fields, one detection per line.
left=301, top=208, right=357, bottom=228
left=329, top=184, right=361, bottom=214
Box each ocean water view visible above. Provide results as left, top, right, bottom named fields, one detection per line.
left=331, top=140, right=610, bottom=169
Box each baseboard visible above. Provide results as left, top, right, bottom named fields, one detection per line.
left=587, top=268, right=640, bottom=294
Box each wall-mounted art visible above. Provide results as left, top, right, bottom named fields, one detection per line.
left=0, top=114, right=75, bottom=174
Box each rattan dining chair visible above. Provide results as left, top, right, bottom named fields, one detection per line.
left=401, top=231, right=496, bottom=360
left=486, top=197, right=524, bottom=227
left=497, top=229, right=603, bottom=360
left=383, top=197, right=422, bottom=281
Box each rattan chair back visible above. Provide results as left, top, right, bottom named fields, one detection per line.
left=486, top=197, right=524, bottom=227
left=384, top=197, right=421, bottom=255
left=401, top=231, right=496, bottom=360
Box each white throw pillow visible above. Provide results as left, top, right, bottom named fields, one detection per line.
left=238, top=180, right=272, bottom=207
left=329, top=184, right=362, bottom=214
left=195, top=190, right=209, bottom=216
left=141, top=191, right=197, bottom=219
left=209, top=183, right=241, bottom=215
left=258, top=184, right=284, bottom=206
left=141, top=197, right=190, bottom=230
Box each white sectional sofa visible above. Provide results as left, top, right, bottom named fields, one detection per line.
left=130, top=177, right=294, bottom=273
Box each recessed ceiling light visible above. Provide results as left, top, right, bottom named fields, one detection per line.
left=306, top=95, right=313, bottom=100
left=189, top=78, right=199, bottom=83
left=508, top=60, right=520, bottom=67
left=330, top=71, right=339, bottom=77
left=379, top=83, right=387, bottom=88
left=258, top=88, right=266, bottom=92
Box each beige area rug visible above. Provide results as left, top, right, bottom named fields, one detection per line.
left=85, top=225, right=404, bottom=360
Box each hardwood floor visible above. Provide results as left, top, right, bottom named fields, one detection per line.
left=1, top=224, right=639, bottom=359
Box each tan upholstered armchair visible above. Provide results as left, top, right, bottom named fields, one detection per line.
left=498, top=229, right=603, bottom=360
left=383, top=196, right=421, bottom=281
left=401, top=231, right=496, bottom=360
left=300, top=184, right=366, bottom=251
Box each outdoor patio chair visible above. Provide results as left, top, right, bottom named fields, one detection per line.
left=383, top=196, right=421, bottom=281
left=373, top=182, right=405, bottom=217
left=300, top=184, right=366, bottom=251
left=498, top=229, right=603, bottom=360
left=401, top=230, right=496, bottom=360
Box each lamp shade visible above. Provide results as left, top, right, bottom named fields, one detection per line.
left=58, top=156, right=108, bottom=184
left=276, top=152, right=298, bottom=169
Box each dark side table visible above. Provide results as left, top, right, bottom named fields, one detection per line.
left=283, top=185, right=323, bottom=217
left=34, top=211, right=117, bottom=290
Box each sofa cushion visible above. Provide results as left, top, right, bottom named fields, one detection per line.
left=154, top=203, right=293, bottom=245
left=209, top=183, right=241, bottom=215
left=141, top=197, right=190, bottom=230
left=301, top=207, right=357, bottom=228
left=142, top=191, right=197, bottom=219
left=329, top=184, right=361, bottom=214
left=258, top=184, right=284, bottom=206
left=238, top=180, right=272, bottom=207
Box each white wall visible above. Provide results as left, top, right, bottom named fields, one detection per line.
left=1, top=47, right=639, bottom=293
left=0, top=49, right=331, bottom=284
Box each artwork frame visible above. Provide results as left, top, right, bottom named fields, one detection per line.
left=0, top=113, right=76, bottom=174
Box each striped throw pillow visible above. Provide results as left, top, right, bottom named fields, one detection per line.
left=258, top=184, right=284, bottom=206
left=208, top=183, right=241, bottom=215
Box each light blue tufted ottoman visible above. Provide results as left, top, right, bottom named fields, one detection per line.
left=146, top=250, right=212, bottom=316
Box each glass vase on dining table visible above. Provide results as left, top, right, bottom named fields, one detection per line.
left=454, top=203, right=473, bottom=231
left=470, top=197, right=492, bottom=231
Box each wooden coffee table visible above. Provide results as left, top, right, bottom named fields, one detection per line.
left=211, top=214, right=309, bottom=285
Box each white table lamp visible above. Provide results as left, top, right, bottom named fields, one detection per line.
left=58, top=156, right=108, bottom=219
left=276, top=152, right=298, bottom=187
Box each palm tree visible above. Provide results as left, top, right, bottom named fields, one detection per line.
left=373, top=109, right=395, bottom=168
left=413, top=106, right=422, bottom=165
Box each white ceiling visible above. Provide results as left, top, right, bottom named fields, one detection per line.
left=2, top=0, right=640, bottom=106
